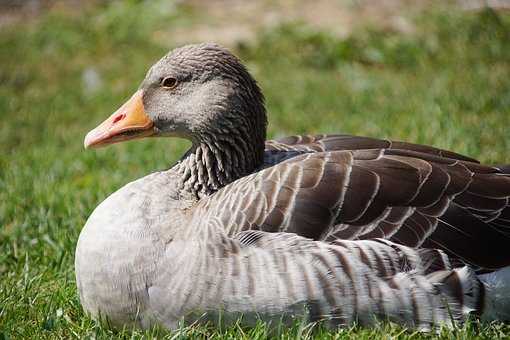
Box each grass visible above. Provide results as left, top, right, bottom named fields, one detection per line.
left=1, top=1, right=510, bottom=338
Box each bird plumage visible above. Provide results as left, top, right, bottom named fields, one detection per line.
left=76, top=43, right=510, bottom=331
left=202, top=135, right=510, bottom=270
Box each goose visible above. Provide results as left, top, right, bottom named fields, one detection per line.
left=76, top=43, right=510, bottom=330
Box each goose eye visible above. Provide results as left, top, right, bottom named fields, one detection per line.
left=161, top=77, right=178, bottom=89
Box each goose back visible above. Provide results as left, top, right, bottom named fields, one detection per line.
left=197, top=135, right=510, bottom=271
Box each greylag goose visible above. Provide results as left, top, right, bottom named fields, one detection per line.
left=76, top=43, right=510, bottom=330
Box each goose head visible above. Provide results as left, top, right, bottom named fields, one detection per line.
left=84, top=43, right=266, bottom=151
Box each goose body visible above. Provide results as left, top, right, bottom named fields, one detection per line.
left=76, top=43, right=510, bottom=330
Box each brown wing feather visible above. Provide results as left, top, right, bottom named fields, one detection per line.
left=265, top=134, right=479, bottom=163
left=201, top=143, right=510, bottom=270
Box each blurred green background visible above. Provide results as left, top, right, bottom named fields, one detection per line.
left=1, top=0, right=509, bottom=338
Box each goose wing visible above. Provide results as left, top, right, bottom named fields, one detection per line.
left=199, top=148, right=510, bottom=270
left=230, top=230, right=484, bottom=328
left=265, top=134, right=479, bottom=163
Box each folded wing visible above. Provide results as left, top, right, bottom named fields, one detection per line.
left=199, top=135, right=510, bottom=270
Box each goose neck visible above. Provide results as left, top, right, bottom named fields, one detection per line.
left=174, top=131, right=264, bottom=198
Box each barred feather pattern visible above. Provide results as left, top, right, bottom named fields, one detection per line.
left=84, top=215, right=483, bottom=330
left=196, top=134, right=510, bottom=270
left=75, top=171, right=489, bottom=330
left=76, top=134, right=510, bottom=329
left=77, top=45, right=510, bottom=331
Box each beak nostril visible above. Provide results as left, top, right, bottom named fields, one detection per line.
left=112, top=114, right=126, bottom=124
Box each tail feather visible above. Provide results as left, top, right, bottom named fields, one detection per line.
left=479, top=266, right=510, bottom=321
left=496, top=164, right=510, bottom=174
left=426, top=267, right=482, bottom=323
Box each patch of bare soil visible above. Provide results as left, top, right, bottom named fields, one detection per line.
left=168, top=0, right=429, bottom=46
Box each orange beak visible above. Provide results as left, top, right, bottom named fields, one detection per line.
left=84, top=90, right=155, bottom=149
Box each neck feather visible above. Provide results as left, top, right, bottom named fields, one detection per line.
left=175, top=129, right=265, bottom=198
